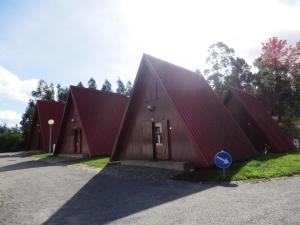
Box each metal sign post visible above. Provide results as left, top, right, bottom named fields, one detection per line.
left=214, top=150, right=232, bottom=181
left=48, top=119, right=55, bottom=154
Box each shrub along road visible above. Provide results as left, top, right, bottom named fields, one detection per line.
left=0, top=152, right=300, bottom=225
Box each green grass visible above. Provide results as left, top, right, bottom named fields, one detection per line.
left=174, top=151, right=300, bottom=182
left=79, top=156, right=110, bottom=168
left=31, top=152, right=53, bottom=159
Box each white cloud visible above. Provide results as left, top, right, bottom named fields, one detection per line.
left=0, top=66, right=38, bottom=103
left=0, top=110, right=22, bottom=127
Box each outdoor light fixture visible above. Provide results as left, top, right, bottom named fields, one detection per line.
left=71, top=118, right=75, bottom=123
left=48, top=119, right=55, bottom=154
left=147, top=104, right=155, bottom=112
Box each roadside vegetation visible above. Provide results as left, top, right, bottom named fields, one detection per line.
left=32, top=152, right=53, bottom=159
left=31, top=152, right=110, bottom=168
left=0, top=124, right=23, bottom=153
left=174, top=151, right=300, bottom=182
left=79, top=157, right=110, bottom=168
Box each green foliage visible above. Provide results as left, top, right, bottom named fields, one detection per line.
left=77, top=81, right=84, bottom=87
left=0, top=124, right=23, bottom=152
left=254, top=37, right=300, bottom=125
left=101, top=79, right=112, bottom=92
left=20, top=99, right=35, bottom=145
left=204, top=42, right=255, bottom=98
left=56, top=84, right=69, bottom=103
left=32, top=153, right=53, bottom=159
left=80, top=156, right=110, bottom=168
left=116, top=78, right=126, bottom=94
left=125, top=81, right=133, bottom=96
left=174, top=152, right=300, bottom=182
left=87, top=77, right=97, bottom=89
left=32, top=80, right=55, bottom=101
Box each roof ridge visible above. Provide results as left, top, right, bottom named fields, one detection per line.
left=70, top=85, right=128, bottom=98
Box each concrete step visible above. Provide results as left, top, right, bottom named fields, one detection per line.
left=120, top=160, right=193, bottom=171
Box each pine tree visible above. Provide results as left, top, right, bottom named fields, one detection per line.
left=116, top=78, right=126, bottom=94
left=77, top=82, right=84, bottom=87
left=20, top=99, right=35, bottom=145
left=87, top=77, right=97, bottom=89
left=101, top=79, right=112, bottom=92
left=57, top=84, right=69, bottom=103
left=125, top=81, right=133, bottom=96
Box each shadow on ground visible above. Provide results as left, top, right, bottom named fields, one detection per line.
left=0, top=151, right=70, bottom=172
left=42, top=164, right=237, bottom=225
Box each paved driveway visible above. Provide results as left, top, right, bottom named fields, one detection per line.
left=0, top=152, right=300, bottom=225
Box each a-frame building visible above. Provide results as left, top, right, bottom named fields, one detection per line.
left=28, top=101, right=65, bottom=151
left=111, top=54, right=257, bottom=167
left=55, top=86, right=128, bottom=157
left=224, top=88, right=294, bottom=152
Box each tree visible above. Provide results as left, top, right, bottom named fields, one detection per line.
left=20, top=99, right=35, bottom=145
left=204, top=42, right=255, bottom=98
left=56, top=84, right=69, bottom=103
left=125, top=81, right=133, bottom=96
left=44, top=83, right=55, bottom=100
left=0, top=124, right=23, bottom=152
left=31, top=79, right=54, bottom=101
left=254, top=37, right=298, bottom=124
left=116, top=78, right=126, bottom=95
left=77, top=82, right=84, bottom=87
left=101, top=79, right=112, bottom=92
left=87, top=77, right=97, bottom=89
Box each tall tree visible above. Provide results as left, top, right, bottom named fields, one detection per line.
left=77, top=81, right=84, bottom=87
left=204, top=42, right=255, bottom=98
left=87, top=77, right=97, bottom=89
left=101, top=79, right=112, bottom=92
left=116, top=78, right=126, bottom=94
left=56, top=84, right=69, bottom=103
left=254, top=37, right=297, bottom=123
left=125, top=81, right=133, bottom=96
left=20, top=99, right=35, bottom=145
left=31, top=79, right=54, bottom=101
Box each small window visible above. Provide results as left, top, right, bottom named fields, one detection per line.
left=154, top=122, right=162, bottom=145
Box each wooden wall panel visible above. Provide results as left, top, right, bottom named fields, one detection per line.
left=59, top=100, right=90, bottom=155
left=118, top=64, right=200, bottom=164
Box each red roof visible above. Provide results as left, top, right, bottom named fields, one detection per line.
left=56, top=86, right=128, bottom=156
left=228, top=88, right=294, bottom=152
left=112, top=54, right=257, bottom=167
left=29, top=101, right=65, bottom=151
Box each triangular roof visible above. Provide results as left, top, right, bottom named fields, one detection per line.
left=56, top=86, right=128, bottom=156
left=225, top=88, right=294, bottom=152
left=111, top=54, right=257, bottom=167
left=28, top=101, right=65, bottom=151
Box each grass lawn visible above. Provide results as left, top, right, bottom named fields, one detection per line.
left=174, top=151, right=300, bottom=182
left=79, top=156, right=110, bottom=168
left=31, top=152, right=53, bottom=159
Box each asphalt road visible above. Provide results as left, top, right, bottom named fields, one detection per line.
left=0, top=152, right=300, bottom=225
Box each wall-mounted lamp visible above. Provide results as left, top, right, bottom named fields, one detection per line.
left=71, top=118, right=76, bottom=123
left=147, top=104, right=155, bottom=112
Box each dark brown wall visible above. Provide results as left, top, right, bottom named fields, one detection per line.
left=225, top=95, right=268, bottom=152
left=118, top=64, right=200, bottom=165
left=59, top=100, right=90, bottom=155
left=30, top=124, right=43, bottom=150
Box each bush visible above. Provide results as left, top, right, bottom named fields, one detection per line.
left=0, top=132, right=23, bottom=152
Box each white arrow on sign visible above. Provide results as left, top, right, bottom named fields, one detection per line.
left=216, top=156, right=230, bottom=164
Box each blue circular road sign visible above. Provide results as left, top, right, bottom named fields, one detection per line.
left=214, top=150, right=232, bottom=169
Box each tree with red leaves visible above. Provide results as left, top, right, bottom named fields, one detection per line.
left=254, top=37, right=300, bottom=125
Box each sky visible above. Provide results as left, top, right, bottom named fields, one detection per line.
left=0, top=0, right=300, bottom=127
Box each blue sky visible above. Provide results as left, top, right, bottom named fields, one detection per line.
left=0, top=0, right=300, bottom=126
